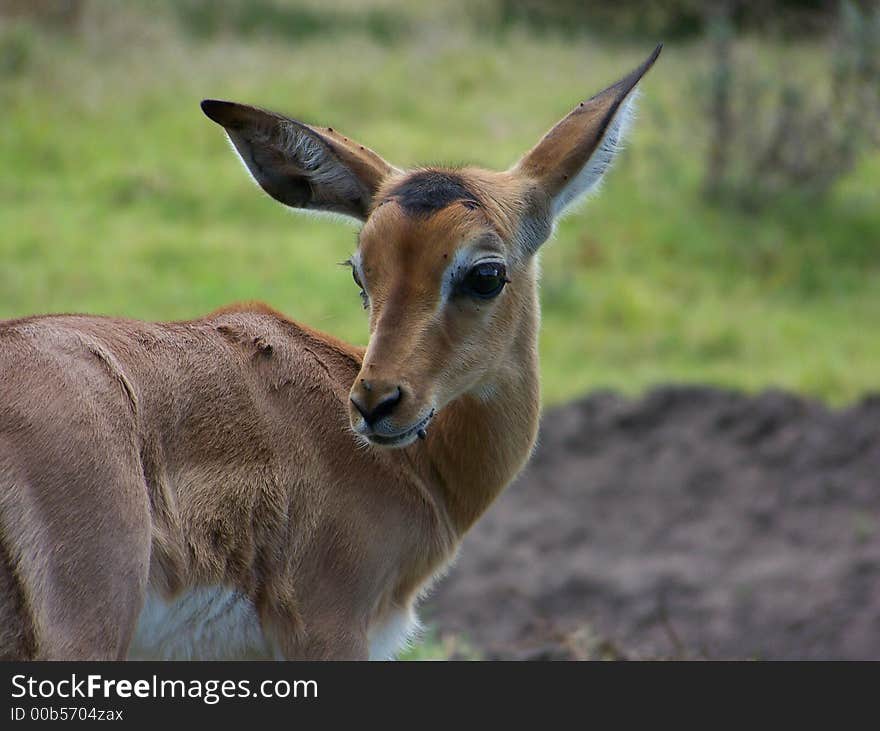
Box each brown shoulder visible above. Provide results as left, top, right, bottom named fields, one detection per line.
left=202, top=301, right=365, bottom=368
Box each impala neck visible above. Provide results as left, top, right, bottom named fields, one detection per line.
left=418, top=276, right=542, bottom=537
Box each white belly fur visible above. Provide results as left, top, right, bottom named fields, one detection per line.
left=129, top=588, right=279, bottom=660
left=130, top=587, right=419, bottom=660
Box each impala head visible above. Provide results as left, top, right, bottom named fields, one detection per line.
left=202, top=46, right=660, bottom=448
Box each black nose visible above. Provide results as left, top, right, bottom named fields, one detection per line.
left=350, top=385, right=402, bottom=426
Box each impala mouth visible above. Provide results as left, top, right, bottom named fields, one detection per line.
left=363, top=410, right=435, bottom=448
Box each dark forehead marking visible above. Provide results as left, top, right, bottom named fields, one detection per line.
left=385, top=170, right=479, bottom=216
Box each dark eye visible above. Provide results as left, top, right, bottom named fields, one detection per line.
left=460, top=261, right=507, bottom=299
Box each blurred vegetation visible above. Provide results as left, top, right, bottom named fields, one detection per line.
left=0, top=0, right=878, bottom=407
left=171, top=0, right=406, bottom=43
left=488, top=0, right=875, bottom=38
left=703, top=1, right=880, bottom=205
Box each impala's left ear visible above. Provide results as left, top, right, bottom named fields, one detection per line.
left=513, top=44, right=661, bottom=224
left=201, top=99, right=396, bottom=221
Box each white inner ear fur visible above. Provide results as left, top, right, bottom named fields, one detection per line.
left=225, top=120, right=367, bottom=222
left=551, top=90, right=638, bottom=218
left=280, top=123, right=368, bottom=202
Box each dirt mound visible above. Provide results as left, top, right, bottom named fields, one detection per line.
left=424, top=386, right=880, bottom=659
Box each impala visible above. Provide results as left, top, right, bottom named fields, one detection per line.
left=0, top=47, right=660, bottom=660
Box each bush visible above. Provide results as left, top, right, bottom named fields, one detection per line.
left=703, top=1, right=880, bottom=206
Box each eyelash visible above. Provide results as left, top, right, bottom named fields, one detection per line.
left=344, top=258, right=369, bottom=310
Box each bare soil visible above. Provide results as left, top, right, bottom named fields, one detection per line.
left=424, top=386, right=880, bottom=659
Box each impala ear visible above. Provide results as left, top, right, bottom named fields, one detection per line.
left=514, top=44, right=661, bottom=221
left=201, top=99, right=396, bottom=221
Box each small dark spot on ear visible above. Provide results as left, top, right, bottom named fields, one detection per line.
left=359, top=145, right=365, bottom=150
left=562, top=174, right=569, bottom=180
left=343, top=137, right=348, bottom=141
left=327, top=127, right=333, bottom=132
left=443, top=253, right=448, bottom=259
left=579, top=102, right=584, bottom=107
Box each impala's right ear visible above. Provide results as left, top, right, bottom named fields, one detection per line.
left=201, top=100, right=395, bottom=221
left=513, top=45, right=661, bottom=233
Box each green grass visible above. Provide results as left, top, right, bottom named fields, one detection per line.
left=397, top=628, right=481, bottom=661
left=1, top=4, right=879, bottom=406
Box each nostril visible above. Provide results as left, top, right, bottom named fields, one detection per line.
left=352, top=385, right=402, bottom=426
left=370, top=386, right=402, bottom=424
left=350, top=394, right=370, bottom=421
